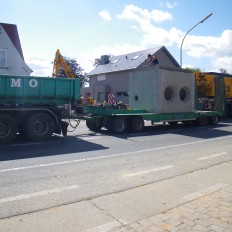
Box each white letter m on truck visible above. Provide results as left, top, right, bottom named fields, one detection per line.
left=11, top=78, right=21, bottom=88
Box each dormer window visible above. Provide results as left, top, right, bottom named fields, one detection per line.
left=131, top=54, right=142, bottom=60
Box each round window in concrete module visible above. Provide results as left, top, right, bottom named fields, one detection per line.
left=179, top=87, right=190, bottom=102
left=164, top=86, right=175, bottom=102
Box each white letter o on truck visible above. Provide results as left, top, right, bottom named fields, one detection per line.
left=29, top=79, right=38, bottom=88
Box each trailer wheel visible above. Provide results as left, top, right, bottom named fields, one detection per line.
left=209, top=115, right=219, bottom=125
left=86, top=119, right=103, bottom=132
left=197, top=115, right=209, bottom=126
left=128, top=116, right=144, bottom=133
left=0, top=114, right=17, bottom=144
left=26, top=113, right=54, bottom=141
left=109, top=117, right=127, bottom=134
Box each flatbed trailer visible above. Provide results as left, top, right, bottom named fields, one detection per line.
left=83, top=105, right=221, bottom=134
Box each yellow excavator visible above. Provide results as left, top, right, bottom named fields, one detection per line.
left=52, top=49, right=75, bottom=78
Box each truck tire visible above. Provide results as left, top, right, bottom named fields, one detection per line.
left=0, top=114, right=17, bottom=144
left=197, top=115, right=209, bottom=126
left=128, top=116, right=144, bottom=133
left=108, top=117, right=127, bottom=134
left=86, top=119, right=103, bottom=132
left=26, top=113, right=54, bottom=141
left=209, top=115, right=219, bottom=125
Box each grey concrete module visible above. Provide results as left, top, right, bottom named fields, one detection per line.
left=129, top=67, right=195, bottom=113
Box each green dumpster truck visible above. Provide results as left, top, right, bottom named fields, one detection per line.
left=0, top=75, right=80, bottom=143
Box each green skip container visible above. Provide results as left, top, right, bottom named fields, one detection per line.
left=0, top=75, right=80, bottom=105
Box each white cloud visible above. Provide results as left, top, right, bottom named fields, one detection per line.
left=98, top=10, right=112, bottom=21
left=116, top=5, right=232, bottom=74
left=166, top=1, right=178, bottom=9
left=117, top=4, right=172, bottom=23
left=77, top=44, right=145, bottom=73
left=181, top=30, right=232, bottom=72
left=185, top=30, right=232, bottom=58
left=26, top=56, right=53, bottom=76
left=213, top=56, right=232, bottom=73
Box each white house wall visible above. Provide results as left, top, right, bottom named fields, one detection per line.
left=0, top=24, right=32, bottom=76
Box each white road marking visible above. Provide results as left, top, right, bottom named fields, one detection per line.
left=1, top=135, right=232, bottom=173
left=183, top=183, right=230, bottom=201
left=80, top=136, right=102, bottom=140
left=124, top=165, right=174, bottom=177
left=197, top=152, right=227, bottom=160
left=0, top=185, right=79, bottom=204
left=85, top=221, right=121, bottom=232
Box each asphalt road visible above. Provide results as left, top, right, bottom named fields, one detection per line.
left=0, top=119, right=232, bottom=220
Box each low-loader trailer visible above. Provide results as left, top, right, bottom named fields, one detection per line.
left=0, top=66, right=222, bottom=143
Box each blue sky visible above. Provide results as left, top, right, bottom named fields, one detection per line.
left=1, top=0, right=232, bottom=76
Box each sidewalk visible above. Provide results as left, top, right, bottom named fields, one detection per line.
left=111, top=185, right=232, bottom=232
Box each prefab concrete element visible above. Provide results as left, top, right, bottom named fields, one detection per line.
left=129, top=67, right=195, bottom=113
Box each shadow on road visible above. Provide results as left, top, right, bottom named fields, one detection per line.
left=1, top=119, right=232, bottom=161
left=0, top=135, right=108, bottom=161
left=99, top=120, right=232, bottom=140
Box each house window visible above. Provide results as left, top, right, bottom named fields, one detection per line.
left=116, top=92, right=129, bottom=97
left=98, top=92, right=105, bottom=101
left=97, top=74, right=106, bottom=81
left=0, top=48, right=7, bottom=67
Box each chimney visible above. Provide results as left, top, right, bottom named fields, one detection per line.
left=100, top=55, right=110, bottom=65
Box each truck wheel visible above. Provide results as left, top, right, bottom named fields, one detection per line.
left=128, top=116, right=144, bottom=133
left=86, top=119, right=103, bottom=132
left=109, top=117, right=127, bottom=134
left=197, top=115, right=209, bottom=126
left=209, top=115, right=219, bottom=125
left=26, top=113, right=54, bottom=141
left=0, top=114, right=17, bottom=144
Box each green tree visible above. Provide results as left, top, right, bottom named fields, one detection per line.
left=185, top=67, right=204, bottom=73
left=219, top=68, right=228, bottom=74
left=53, top=56, right=89, bottom=87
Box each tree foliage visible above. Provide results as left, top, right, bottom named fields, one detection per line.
left=185, top=67, right=204, bottom=73
left=219, top=68, right=228, bottom=74
left=54, top=56, right=89, bottom=87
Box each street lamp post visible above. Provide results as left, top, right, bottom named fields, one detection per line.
left=180, top=13, right=212, bottom=67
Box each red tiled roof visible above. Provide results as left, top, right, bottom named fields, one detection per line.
left=0, top=23, right=24, bottom=60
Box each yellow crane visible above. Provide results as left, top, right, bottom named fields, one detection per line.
left=52, top=49, right=75, bottom=78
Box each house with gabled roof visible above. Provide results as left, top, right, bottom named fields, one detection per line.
left=0, top=23, right=32, bottom=76
left=82, top=46, right=180, bottom=104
